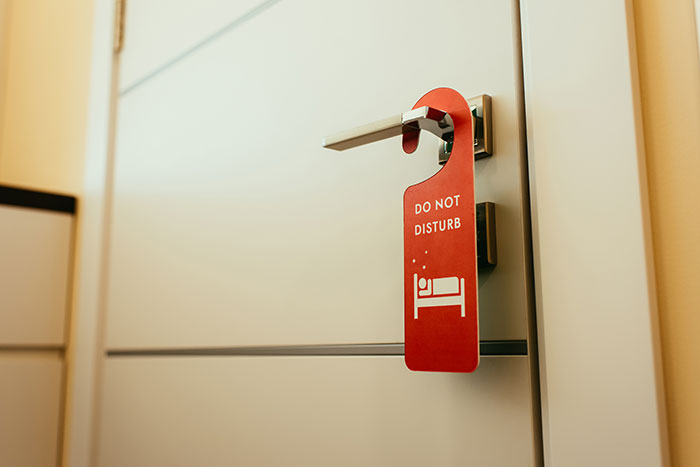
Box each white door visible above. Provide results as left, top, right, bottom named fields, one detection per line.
left=96, top=1, right=541, bottom=465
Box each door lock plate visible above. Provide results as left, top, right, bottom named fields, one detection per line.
left=440, top=94, right=493, bottom=164
left=476, top=201, right=497, bottom=268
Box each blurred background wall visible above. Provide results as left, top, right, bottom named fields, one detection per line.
left=0, top=0, right=93, bottom=195
left=633, top=1, right=700, bottom=465
left=0, top=0, right=698, bottom=465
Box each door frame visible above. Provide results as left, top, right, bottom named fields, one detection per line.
left=65, top=1, right=669, bottom=466
left=519, top=1, right=669, bottom=465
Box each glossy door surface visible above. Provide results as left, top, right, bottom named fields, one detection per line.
left=107, top=0, right=531, bottom=348
left=99, top=356, right=538, bottom=467
left=98, top=1, right=541, bottom=465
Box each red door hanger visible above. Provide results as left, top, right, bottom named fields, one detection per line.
left=403, top=88, right=479, bottom=373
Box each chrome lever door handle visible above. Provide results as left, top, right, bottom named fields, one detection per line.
left=322, top=95, right=492, bottom=163
left=322, top=106, right=453, bottom=151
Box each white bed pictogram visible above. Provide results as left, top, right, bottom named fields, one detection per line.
left=413, top=273, right=465, bottom=319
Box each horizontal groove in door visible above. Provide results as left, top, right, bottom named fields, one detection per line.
left=106, top=340, right=528, bottom=357
left=120, top=0, right=283, bottom=96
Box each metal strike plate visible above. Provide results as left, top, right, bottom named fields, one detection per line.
left=476, top=202, right=497, bottom=268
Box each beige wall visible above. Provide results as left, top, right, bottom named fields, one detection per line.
left=0, top=0, right=93, bottom=195
left=633, top=0, right=700, bottom=466
left=0, top=2, right=9, bottom=141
